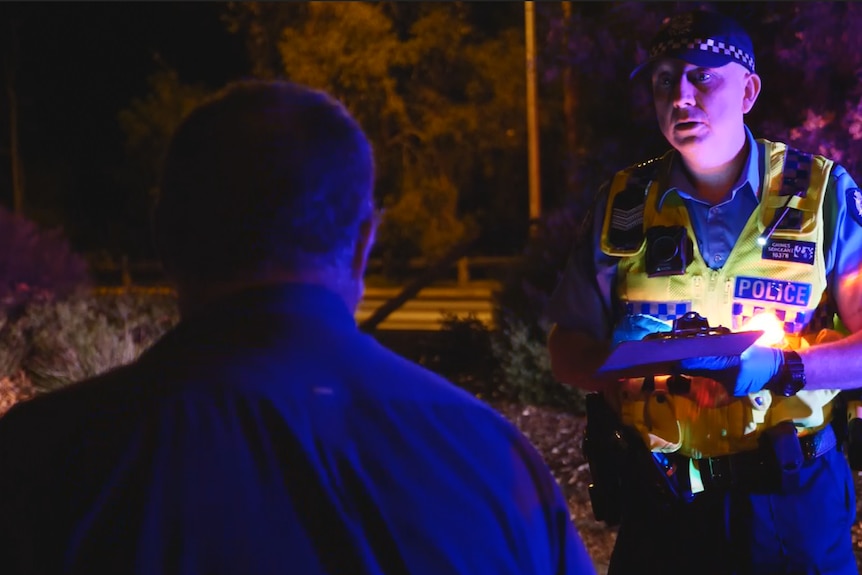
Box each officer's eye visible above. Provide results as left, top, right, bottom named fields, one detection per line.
left=692, top=70, right=712, bottom=83
left=653, top=73, right=673, bottom=89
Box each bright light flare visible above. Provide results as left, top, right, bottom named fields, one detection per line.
left=740, top=312, right=785, bottom=347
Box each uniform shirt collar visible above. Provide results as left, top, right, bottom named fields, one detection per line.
left=657, top=125, right=761, bottom=210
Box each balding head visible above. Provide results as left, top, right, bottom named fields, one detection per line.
left=153, top=80, right=378, bottom=313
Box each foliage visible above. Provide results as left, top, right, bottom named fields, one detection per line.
left=538, top=1, right=669, bottom=205
left=23, top=291, right=179, bottom=392
left=118, top=66, right=212, bottom=200
left=497, top=207, right=585, bottom=333
left=0, top=371, right=37, bottom=417
left=490, top=205, right=588, bottom=412
left=0, top=291, right=179, bottom=399
left=491, top=310, right=584, bottom=412
left=395, top=312, right=583, bottom=411
left=116, top=65, right=212, bottom=258
left=422, top=314, right=500, bottom=400
left=0, top=205, right=90, bottom=314
left=745, top=2, right=862, bottom=178
left=378, top=175, right=470, bottom=277
left=537, top=2, right=862, bottom=194
left=225, top=1, right=528, bottom=264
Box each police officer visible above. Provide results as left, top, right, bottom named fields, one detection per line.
left=548, top=9, right=862, bottom=575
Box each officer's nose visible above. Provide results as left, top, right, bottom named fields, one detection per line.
left=673, top=77, right=696, bottom=108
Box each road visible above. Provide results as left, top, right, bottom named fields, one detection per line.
left=357, top=282, right=498, bottom=331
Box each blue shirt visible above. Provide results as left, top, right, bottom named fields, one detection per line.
left=549, top=127, right=862, bottom=337
left=663, top=127, right=762, bottom=270
left=0, top=284, right=595, bottom=575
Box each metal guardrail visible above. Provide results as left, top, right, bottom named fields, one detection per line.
left=89, top=255, right=521, bottom=288
left=89, top=250, right=515, bottom=332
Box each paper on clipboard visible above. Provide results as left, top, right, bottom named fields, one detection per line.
left=595, top=330, right=763, bottom=379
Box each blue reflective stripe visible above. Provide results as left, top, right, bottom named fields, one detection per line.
left=625, top=301, right=691, bottom=321
left=730, top=303, right=814, bottom=334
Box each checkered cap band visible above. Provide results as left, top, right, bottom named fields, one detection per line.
left=650, top=36, right=755, bottom=72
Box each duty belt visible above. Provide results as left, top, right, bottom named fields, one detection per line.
left=695, top=424, right=837, bottom=492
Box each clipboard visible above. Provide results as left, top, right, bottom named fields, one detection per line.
left=595, top=330, right=763, bottom=379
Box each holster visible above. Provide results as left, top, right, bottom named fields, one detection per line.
left=582, top=393, right=627, bottom=526
left=835, top=390, right=862, bottom=470
left=758, top=420, right=804, bottom=494
left=847, top=418, right=862, bottom=470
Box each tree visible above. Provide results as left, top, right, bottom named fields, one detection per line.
left=116, top=64, right=211, bottom=257
left=225, top=2, right=531, bottom=272
left=118, top=64, right=212, bottom=200
left=747, top=2, right=862, bottom=178
left=540, top=1, right=668, bottom=212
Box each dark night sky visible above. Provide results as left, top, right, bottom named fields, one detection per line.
left=0, top=2, right=248, bottom=254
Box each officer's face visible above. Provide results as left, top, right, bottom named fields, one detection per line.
left=651, top=59, right=760, bottom=167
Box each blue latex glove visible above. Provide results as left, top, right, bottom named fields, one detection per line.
left=679, top=345, right=785, bottom=396
left=611, top=314, right=672, bottom=348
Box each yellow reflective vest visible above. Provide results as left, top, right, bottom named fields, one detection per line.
left=599, top=139, right=840, bottom=458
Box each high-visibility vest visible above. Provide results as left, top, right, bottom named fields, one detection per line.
left=599, top=139, right=840, bottom=458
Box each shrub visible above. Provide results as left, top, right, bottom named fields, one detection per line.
left=21, top=291, right=179, bottom=393
left=0, top=206, right=90, bottom=314
left=0, top=371, right=37, bottom=417
left=0, top=289, right=179, bottom=407
left=424, top=314, right=501, bottom=400
left=490, top=204, right=589, bottom=413
left=491, top=310, right=584, bottom=412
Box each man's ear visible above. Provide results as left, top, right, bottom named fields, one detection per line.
left=742, top=72, right=762, bottom=114
left=351, top=213, right=378, bottom=280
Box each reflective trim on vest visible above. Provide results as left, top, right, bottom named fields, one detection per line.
left=601, top=140, right=838, bottom=458
left=624, top=301, right=691, bottom=321
left=731, top=301, right=814, bottom=334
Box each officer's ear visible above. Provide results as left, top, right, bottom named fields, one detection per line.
left=742, top=72, right=761, bottom=114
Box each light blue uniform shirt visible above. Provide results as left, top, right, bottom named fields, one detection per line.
left=549, top=126, right=862, bottom=337
left=662, top=127, right=762, bottom=271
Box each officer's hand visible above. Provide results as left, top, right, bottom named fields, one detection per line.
left=610, top=314, right=672, bottom=348
left=679, top=345, right=784, bottom=397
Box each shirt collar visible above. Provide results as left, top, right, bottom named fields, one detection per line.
left=656, top=125, right=761, bottom=210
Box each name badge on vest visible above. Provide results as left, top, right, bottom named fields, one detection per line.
left=761, top=239, right=816, bottom=265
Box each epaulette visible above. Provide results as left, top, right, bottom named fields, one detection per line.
left=606, top=156, right=663, bottom=252
left=773, top=146, right=813, bottom=232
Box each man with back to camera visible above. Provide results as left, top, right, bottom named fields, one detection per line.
left=0, top=80, right=596, bottom=574
left=547, top=9, right=862, bottom=575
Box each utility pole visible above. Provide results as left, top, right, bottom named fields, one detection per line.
left=561, top=1, right=580, bottom=200
left=524, top=1, right=541, bottom=230
left=5, top=20, right=23, bottom=214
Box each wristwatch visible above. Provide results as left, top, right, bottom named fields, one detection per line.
left=767, top=350, right=806, bottom=397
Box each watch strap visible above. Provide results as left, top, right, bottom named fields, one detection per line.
left=768, top=350, right=806, bottom=397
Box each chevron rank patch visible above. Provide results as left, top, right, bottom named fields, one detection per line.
left=848, top=188, right=862, bottom=227
left=607, top=182, right=646, bottom=251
